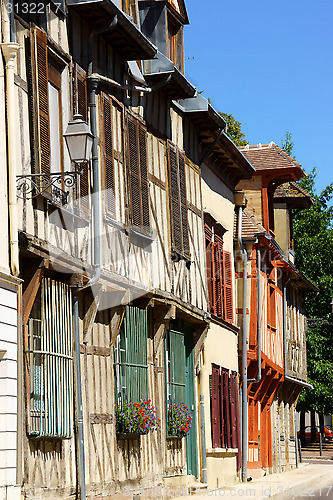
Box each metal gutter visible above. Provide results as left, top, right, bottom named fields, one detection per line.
left=67, top=0, right=157, bottom=60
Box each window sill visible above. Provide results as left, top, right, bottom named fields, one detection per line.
left=210, top=314, right=239, bottom=334
left=206, top=448, right=238, bottom=456
left=47, top=201, right=90, bottom=228
left=104, top=215, right=127, bottom=234
left=129, top=227, right=154, bottom=249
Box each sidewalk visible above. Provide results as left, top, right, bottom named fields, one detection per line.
left=181, top=462, right=333, bottom=499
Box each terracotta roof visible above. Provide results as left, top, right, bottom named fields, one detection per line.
left=274, top=181, right=312, bottom=200
left=239, top=142, right=303, bottom=172
left=234, top=208, right=265, bottom=239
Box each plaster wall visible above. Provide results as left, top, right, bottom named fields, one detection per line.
left=274, top=204, right=289, bottom=255
left=0, top=279, right=20, bottom=499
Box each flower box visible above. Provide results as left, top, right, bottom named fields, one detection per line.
left=168, top=403, right=193, bottom=438
left=115, top=399, right=160, bottom=436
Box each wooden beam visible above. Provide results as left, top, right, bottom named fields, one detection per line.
left=83, top=286, right=103, bottom=343
left=22, top=260, right=45, bottom=326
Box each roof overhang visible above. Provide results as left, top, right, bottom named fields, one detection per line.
left=67, top=0, right=157, bottom=60
left=274, top=195, right=313, bottom=210
left=143, top=50, right=196, bottom=98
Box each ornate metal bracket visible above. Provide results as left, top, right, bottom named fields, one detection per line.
left=16, top=171, right=81, bottom=205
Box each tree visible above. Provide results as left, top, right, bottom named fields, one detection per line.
left=280, top=133, right=333, bottom=415
left=281, top=131, right=294, bottom=157
left=292, top=169, right=333, bottom=414
left=219, top=112, right=248, bottom=147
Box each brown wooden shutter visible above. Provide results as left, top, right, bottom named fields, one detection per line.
left=127, top=114, right=150, bottom=231
left=73, top=64, right=89, bottom=212
left=168, top=143, right=189, bottom=257
left=30, top=26, right=50, bottom=175
left=138, top=122, right=150, bottom=229
left=178, top=153, right=189, bottom=256
left=221, top=368, right=231, bottom=448
left=223, top=251, right=234, bottom=323
left=102, top=93, right=115, bottom=217
left=211, top=364, right=221, bottom=448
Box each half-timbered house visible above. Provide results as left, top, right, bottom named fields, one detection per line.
left=0, top=0, right=219, bottom=497
left=235, top=143, right=317, bottom=475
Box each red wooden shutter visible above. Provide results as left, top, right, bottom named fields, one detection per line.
left=74, top=64, right=89, bottom=212
left=221, top=368, right=231, bottom=448
left=205, top=224, right=213, bottom=312
left=223, top=251, right=234, bottom=323
left=102, top=94, right=115, bottom=217
left=230, top=372, right=237, bottom=449
left=30, top=26, right=50, bottom=175
left=214, top=235, right=223, bottom=317
left=211, top=364, right=221, bottom=448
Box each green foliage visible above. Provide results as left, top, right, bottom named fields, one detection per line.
left=219, top=112, right=248, bottom=147
left=281, top=131, right=294, bottom=157
left=291, top=168, right=333, bottom=414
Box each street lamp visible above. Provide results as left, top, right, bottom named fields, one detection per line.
left=63, top=114, right=93, bottom=166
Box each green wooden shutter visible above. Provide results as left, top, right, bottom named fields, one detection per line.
left=116, top=306, right=148, bottom=404
left=168, top=329, right=186, bottom=405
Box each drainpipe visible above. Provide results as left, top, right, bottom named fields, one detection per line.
left=72, top=74, right=101, bottom=499
left=199, top=395, right=208, bottom=484
left=237, top=206, right=248, bottom=482
left=1, top=3, right=20, bottom=276
left=248, top=248, right=262, bottom=383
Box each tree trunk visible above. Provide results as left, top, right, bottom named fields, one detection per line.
left=310, top=411, right=317, bottom=442
left=300, top=411, right=306, bottom=446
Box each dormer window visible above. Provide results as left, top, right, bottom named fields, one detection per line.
left=167, top=14, right=183, bottom=72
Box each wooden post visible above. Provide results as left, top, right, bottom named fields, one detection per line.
left=300, top=411, right=305, bottom=447
left=310, top=410, right=316, bottom=443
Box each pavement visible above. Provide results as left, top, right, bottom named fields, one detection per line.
left=179, top=461, right=333, bottom=499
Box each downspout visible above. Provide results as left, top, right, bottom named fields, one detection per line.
left=199, top=395, right=207, bottom=484
left=237, top=206, right=248, bottom=482
left=248, top=248, right=262, bottom=383
left=72, top=71, right=101, bottom=498
left=1, top=2, right=20, bottom=277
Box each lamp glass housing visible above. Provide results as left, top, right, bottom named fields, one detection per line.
left=64, top=114, right=93, bottom=164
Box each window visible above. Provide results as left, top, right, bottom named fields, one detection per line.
left=267, top=284, right=276, bottom=329
left=168, top=143, right=189, bottom=257
left=205, top=223, right=233, bottom=323
left=126, top=114, right=150, bottom=233
left=211, top=364, right=239, bottom=449
left=29, top=27, right=88, bottom=207
left=27, top=278, right=73, bottom=439
left=114, top=306, right=148, bottom=405
left=167, top=14, right=183, bottom=72
left=165, top=328, right=186, bottom=408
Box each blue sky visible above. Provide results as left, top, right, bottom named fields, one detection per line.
left=184, top=0, right=333, bottom=195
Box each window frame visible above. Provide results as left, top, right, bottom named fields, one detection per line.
left=114, top=306, right=148, bottom=406
left=205, top=221, right=233, bottom=323
left=26, top=277, right=74, bottom=439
